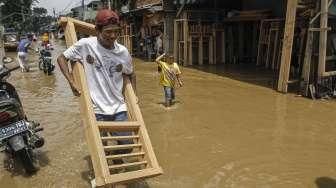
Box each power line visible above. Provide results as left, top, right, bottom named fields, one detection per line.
left=58, top=0, right=92, bottom=15
left=59, top=0, right=81, bottom=14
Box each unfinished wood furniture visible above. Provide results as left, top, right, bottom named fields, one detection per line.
left=318, top=0, right=336, bottom=79
left=59, top=17, right=162, bottom=187
left=277, top=0, right=336, bottom=93
left=256, top=19, right=284, bottom=70
left=277, top=0, right=299, bottom=93
left=119, top=24, right=133, bottom=55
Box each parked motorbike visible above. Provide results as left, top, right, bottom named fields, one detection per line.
left=0, top=58, right=44, bottom=173
left=38, top=49, right=55, bottom=75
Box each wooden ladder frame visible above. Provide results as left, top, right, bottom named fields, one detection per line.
left=59, top=17, right=162, bottom=187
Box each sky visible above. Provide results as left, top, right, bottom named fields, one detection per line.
left=37, top=0, right=91, bottom=16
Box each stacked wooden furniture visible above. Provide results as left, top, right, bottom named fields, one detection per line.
left=173, top=10, right=271, bottom=66
left=119, top=23, right=133, bottom=55
left=59, top=17, right=162, bottom=187
left=256, top=19, right=284, bottom=70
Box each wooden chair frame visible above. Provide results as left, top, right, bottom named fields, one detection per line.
left=59, top=17, right=162, bottom=187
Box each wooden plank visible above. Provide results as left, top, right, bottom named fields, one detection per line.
left=277, top=0, right=298, bottom=93
left=109, top=161, right=147, bottom=170
left=297, top=28, right=307, bottom=72
left=252, top=22, right=258, bottom=62
left=106, top=152, right=145, bottom=160
left=256, top=20, right=265, bottom=65
left=174, top=20, right=178, bottom=62
left=222, top=30, right=226, bottom=64
left=228, top=26, right=234, bottom=63
left=104, top=144, right=142, bottom=151
left=183, top=14, right=189, bottom=66
left=265, top=29, right=273, bottom=68
left=102, top=135, right=140, bottom=141
left=309, top=27, right=331, bottom=31
left=62, top=18, right=109, bottom=186
left=189, top=36, right=193, bottom=65
left=271, top=29, right=279, bottom=69
left=105, top=168, right=162, bottom=185
left=209, top=36, right=214, bottom=64
left=198, top=24, right=203, bottom=65
left=300, top=1, right=319, bottom=96
left=323, top=71, right=336, bottom=77
left=123, top=78, right=162, bottom=171
left=318, top=0, right=328, bottom=82
left=98, top=121, right=140, bottom=131
left=212, top=24, right=216, bottom=64
left=61, top=17, right=96, bottom=36
left=287, top=79, right=299, bottom=84
left=238, top=23, right=244, bottom=63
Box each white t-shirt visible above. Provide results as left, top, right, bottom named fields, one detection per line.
left=63, top=37, right=133, bottom=115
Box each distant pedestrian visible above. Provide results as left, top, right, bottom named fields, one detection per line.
left=41, top=32, right=49, bottom=49
left=155, top=53, right=183, bottom=108
left=154, top=31, right=163, bottom=57
left=17, top=34, right=33, bottom=72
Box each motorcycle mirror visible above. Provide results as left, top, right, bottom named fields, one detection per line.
left=2, top=57, right=13, bottom=64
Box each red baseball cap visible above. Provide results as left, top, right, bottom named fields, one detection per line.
left=95, top=9, right=119, bottom=27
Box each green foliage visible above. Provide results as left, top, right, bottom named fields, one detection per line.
left=0, top=0, right=53, bottom=34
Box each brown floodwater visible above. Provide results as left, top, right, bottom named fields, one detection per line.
left=0, top=40, right=336, bottom=188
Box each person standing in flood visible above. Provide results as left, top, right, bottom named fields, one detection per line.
left=155, top=53, right=183, bottom=108
left=154, top=30, right=163, bottom=57
left=17, top=34, right=33, bottom=72
left=57, top=9, right=136, bottom=162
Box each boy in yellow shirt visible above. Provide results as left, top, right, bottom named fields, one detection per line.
left=155, top=53, right=183, bottom=107
left=41, top=32, right=49, bottom=48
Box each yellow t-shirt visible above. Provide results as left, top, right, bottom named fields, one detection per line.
left=42, top=34, right=49, bottom=42
left=158, top=61, right=181, bottom=88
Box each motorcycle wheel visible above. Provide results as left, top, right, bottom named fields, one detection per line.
left=17, top=148, right=37, bottom=173
left=38, top=61, right=43, bottom=70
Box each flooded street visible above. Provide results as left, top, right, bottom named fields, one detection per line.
left=0, top=40, right=336, bottom=188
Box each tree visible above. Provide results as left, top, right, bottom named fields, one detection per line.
left=33, top=7, right=47, bottom=16
left=0, top=0, right=38, bottom=33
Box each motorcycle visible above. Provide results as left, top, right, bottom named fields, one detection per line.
left=0, top=58, right=44, bottom=173
left=38, top=49, right=55, bottom=75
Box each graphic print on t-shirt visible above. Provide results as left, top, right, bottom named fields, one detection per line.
left=86, top=55, right=95, bottom=64
left=108, top=63, right=119, bottom=77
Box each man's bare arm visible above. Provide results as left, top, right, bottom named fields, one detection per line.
left=155, top=53, right=165, bottom=63
left=57, top=54, right=81, bottom=96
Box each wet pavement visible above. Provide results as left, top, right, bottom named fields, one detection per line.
left=0, top=40, right=336, bottom=188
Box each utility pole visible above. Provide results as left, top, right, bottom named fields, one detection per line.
left=0, top=2, right=3, bottom=25
left=20, top=0, right=25, bottom=32
left=108, top=0, right=111, bottom=10
left=20, top=0, right=25, bottom=22
left=53, top=8, right=56, bottom=20
left=0, top=2, right=5, bottom=63
left=82, top=0, right=85, bottom=20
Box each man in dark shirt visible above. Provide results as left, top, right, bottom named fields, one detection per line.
left=17, top=35, right=33, bottom=72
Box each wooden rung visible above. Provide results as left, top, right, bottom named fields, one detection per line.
left=102, top=135, right=140, bottom=141
left=297, top=5, right=308, bottom=9
left=106, top=152, right=145, bottom=160
left=104, top=144, right=142, bottom=151
left=309, top=27, right=331, bottom=32
left=323, top=71, right=336, bottom=77
left=98, top=121, right=140, bottom=131
left=108, top=161, right=147, bottom=170
left=287, top=79, right=299, bottom=84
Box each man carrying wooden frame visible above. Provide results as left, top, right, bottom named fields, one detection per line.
left=57, top=9, right=136, bottom=160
